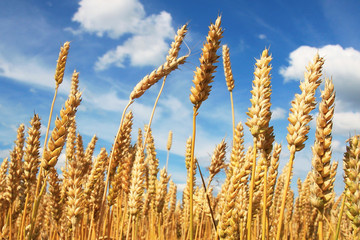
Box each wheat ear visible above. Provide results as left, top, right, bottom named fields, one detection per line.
left=207, top=139, right=227, bottom=187
left=19, top=114, right=41, bottom=237
left=245, top=48, right=273, bottom=240
left=189, top=15, right=223, bottom=240
left=276, top=53, right=324, bottom=240
left=309, top=78, right=335, bottom=239
left=28, top=70, right=81, bottom=240
left=166, top=130, right=173, bottom=171
left=343, top=135, right=360, bottom=237
left=222, top=44, right=236, bottom=136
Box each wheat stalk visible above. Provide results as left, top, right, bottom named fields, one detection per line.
left=222, top=44, right=236, bottom=136
left=309, top=78, right=336, bottom=239
left=189, top=15, right=223, bottom=240
left=276, top=53, right=324, bottom=240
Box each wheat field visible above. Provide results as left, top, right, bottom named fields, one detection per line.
left=0, top=15, right=358, bottom=240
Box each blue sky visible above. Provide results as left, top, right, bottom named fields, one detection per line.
left=1, top=0, right=360, bottom=194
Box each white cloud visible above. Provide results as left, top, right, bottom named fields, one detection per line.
left=333, top=111, right=360, bottom=136
left=72, top=0, right=145, bottom=38
left=280, top=45, right=360, bottom=84
left=272, top=107, right=286, bottom=120
left=72, top=0, right=175, bottom=70
left=279, top=45, right=360, bottom=108
left=280, top=45, right=360, bottom=137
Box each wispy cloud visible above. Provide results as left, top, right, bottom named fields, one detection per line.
left=71, top=0, right=175, bottom=70
left=0, top=50, right=54, bottom=89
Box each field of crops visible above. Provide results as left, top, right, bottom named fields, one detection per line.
left=0, top=15, right=358, bottom=240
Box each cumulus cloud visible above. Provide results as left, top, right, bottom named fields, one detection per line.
left=280, top=44, right=360, bottom=136
left=72, top=0, right=175, bottom=70
left=279, top=45, right=360, bottom=106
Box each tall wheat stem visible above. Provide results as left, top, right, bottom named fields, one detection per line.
left=143, top=76, right=167, bottom=146
left=335, top=195, right=345, bottom=240
left=276, top=150, right=295, bottom=240
left=230, top=91, right=235, bottom=138
left=262, top=163, right=268, bottom=240
left=247, top=138, right=257, bottom=240
left=190, top=107, right=197, bottom=240
left=318, top=215, right=324, bottom=240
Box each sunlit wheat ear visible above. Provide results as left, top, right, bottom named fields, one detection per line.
left=167, top=180, right=177, bottom=222
left=128, top=145, right=145, bottom=218
left=66, top=134, right=85, bottom=236
left=286, top=53, right=324, bottom=153
left=219, top=151, right=252, bottom=239
left=155, top=167, right=170, bottom=214
left=42, top=71, right=82, bottom=171
left=110, top=110, right=133, bottom=180
left=208, top=139, right=226, bottom=186
left=246, top=48, right=272, bottom=139
left=0, top=158, right=9, bottom=209
left=129, top=56, right=187, bottom=101
left=188, top=16, right=223, bottom=240
left=222, top=44, right=235, bottom=92
left=229, top=122, right=245, bottom=175
left=189, top=15, right=223, bottom=111
left=166, top=130, right=173, bottom=170
left=47, top=167, right=62, bottom=225
left=266, top=143, right=281, bottom=208
left=82, top=134, right=98, bottom=177
left=167, top=130, right=173, bottom=152
left=276, top=53, right=324, bottom=240
left=167, top=24, right=188, bottom=63
left=54, top=41, right=70, bottom=87
left=85, top=148, right=108, bottom=200
left=222, top=44, right=236, bottom=136
left=245, top=48, right=273, bottom=240
left=145, top=125, right=159, bottom=207
left=310, top=78, right=336, bottom=213
left=5, top=124, right=25, bottom=205
left=23, top=114, right=41, bottom=195
left=343, top=135, right=360, bottom=236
